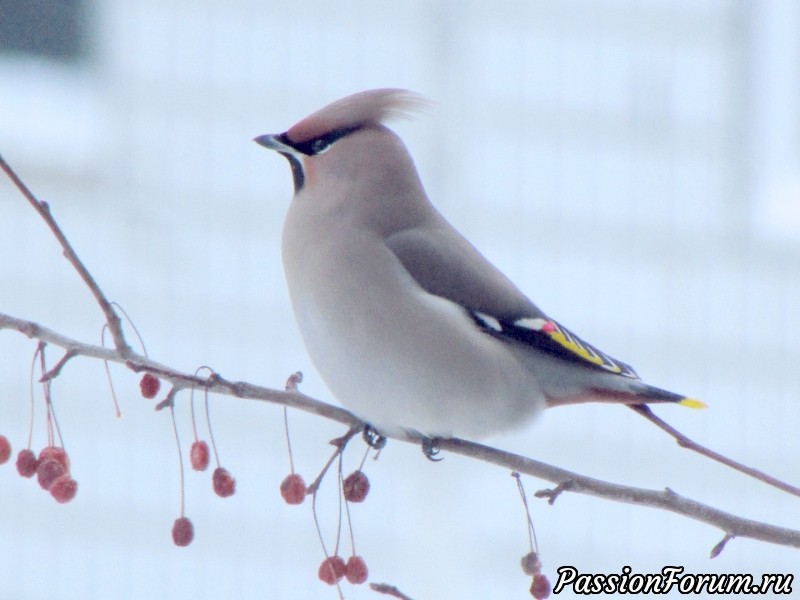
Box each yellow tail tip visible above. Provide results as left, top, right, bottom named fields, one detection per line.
left=678, top=398, right=707, bottom=409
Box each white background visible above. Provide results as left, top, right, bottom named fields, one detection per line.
left=1, top=1, right=799, bottom=599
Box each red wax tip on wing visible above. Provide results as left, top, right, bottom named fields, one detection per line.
left=541, top=321, right=556, bottom=334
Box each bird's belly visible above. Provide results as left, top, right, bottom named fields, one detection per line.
left=289, top=276, right=544, bottom=439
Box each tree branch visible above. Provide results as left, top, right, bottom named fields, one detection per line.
left=629, top=404, right=800, bottom=498
left=2, top=151, right=799, bottom=562
left=0, top=153, right=131, bottom=356
left=1, top=310, right=799, bottom=551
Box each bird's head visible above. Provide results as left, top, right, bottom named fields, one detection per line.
left=255, top=89, right=429, bottom=194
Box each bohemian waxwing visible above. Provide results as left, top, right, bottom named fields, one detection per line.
left=255, top=89, right=703, bottom=439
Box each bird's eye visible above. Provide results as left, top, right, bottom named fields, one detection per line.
left=311, top=139, right=331, bottom=154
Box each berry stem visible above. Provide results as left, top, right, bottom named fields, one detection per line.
left=282, top=372, right=303, bottom=474
left=190, top=366, right=215, bottom=443
left=513, top=472, right=539, bottom=554
left=310, top=483, right=345, bottom=600
left=100, top=325, right=122, bottom=418
left=357, top=444, right=370, bottom=471
left=38, top=344, right=66, bottom=451
left=343, top=472, right=358, bottom=556
left=305, top=427, right=359, bottom=496
left=26, top=344, right=40, bottom=450
left=334, top=453, right=344, bottom=556
left=283, top=407, right=295, bottom=474
left=170, top=404, right=187, bottom=517
left=110, top=301, right=149, bottom=357
left=204, top=384, right=221, bottom=468
left=189, top=390, right=199, bottom=441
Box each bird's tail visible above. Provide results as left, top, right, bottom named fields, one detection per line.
left=633, top=382, right=707, bottom=409
left=545, top=385, right=706, bottom=409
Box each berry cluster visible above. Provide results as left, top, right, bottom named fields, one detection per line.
left=163, top=367, right=242, bottom=548
left=521, top=551, right=550, bottom=599
left=12, top=442, right=78, bottom=503
left=318, top=555, right=368, bottom=585
left=277, top=419, right=373, bottom=590
left=7, top=346, right=80, bottom=504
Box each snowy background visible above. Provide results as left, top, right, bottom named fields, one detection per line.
left=1, top=1, right=799, bottom=598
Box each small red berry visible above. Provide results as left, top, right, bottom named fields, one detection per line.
left=140, top=373, right=160, bottom=399
left=317, top=555, right=347, bottom=585
left=37, top=458, right=66, bottom=490
left=279, top=473, right=306, bottom=505
left=190, top=440, right=210, bottom=471
left=345, top=555, right=369, bottom=584
left=16, top=449, right=38, bottom=478
left=50, top=474, right=78, bottom=503
left=530, top=574, right=551, bottom=599
left=521, top=551, right=541, bottom=576
left=38, top=446, right=69, bottom=471
left=172, top=517, right=194, bottom=547
left=343, top=470, right=370, bottom=503
left=212, top=466, right=236, bottom=497
left=0, top=435, right=11, bottom=464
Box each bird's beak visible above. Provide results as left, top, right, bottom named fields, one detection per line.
left=253, top=133, right=300, bottom=157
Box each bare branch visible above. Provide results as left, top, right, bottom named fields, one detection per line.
left=629, top=404, right=800, bottom=498
left=0, top=153, right=131, bottom=355
left=369, top=583, right=416, bottom=600
left=434, top=438, right=800, bottom=550
left=710, top=533, right=734, bottom=559
left=534, top=480, right=575, bottom=505
left=3, top=151, right=799, bottom=560
left=1, top=310, right=799, bottom=550
left=40, top=348, right=79, bottom=382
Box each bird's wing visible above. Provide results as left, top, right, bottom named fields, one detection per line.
left=386, top=225, right=640, bottom=379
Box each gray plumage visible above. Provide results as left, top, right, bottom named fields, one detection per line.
left=255, top=89, right=700, bottom=438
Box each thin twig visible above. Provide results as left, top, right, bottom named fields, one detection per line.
left=710, top=532, right=734, bottom=559
left=40, top=348, right=78, bottom=382
left=369, top=583, right=415, bottom=600
left=306, top=428, right=360, bottom=495
left=0, top=153, right=131, bottom=356
left=629, top=404, right=800, bottom=498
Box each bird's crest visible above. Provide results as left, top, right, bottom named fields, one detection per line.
left=286, top=89, right=430, bottom=144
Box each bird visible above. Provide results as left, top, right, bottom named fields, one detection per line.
left=254, top=89, right=703, bottom=440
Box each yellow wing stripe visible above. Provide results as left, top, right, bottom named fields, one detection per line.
left=548, top=329, right=622, bottom=372
left=510, top=317, right=638, bottom=378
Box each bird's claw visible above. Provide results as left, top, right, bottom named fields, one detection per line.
left=421, top=437, right=443, bottom=462
left=362, top=424, right=387, bottom=450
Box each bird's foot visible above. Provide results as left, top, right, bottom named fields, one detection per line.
left=362, top=424, right=387, bottom=450
left=421, top=436, right=443, bottom=462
